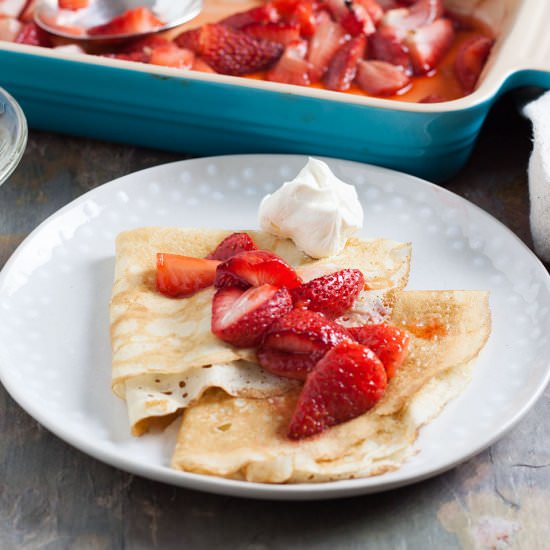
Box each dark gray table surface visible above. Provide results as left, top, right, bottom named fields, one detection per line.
left=1, top=93, right=549, bottom=549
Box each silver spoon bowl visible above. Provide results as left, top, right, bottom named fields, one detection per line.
left=34, top=0, right=202, bottom=41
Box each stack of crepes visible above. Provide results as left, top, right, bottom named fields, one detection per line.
left=110, top=227, right=490, bottom=483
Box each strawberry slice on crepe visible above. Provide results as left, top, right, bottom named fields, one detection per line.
left=287, top=341, right=387, bottom=439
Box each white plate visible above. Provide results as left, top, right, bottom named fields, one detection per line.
left=1, top=154, right=549, bottom=500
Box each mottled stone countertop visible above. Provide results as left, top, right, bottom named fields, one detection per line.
left=0, top=93, right=549, bottom=549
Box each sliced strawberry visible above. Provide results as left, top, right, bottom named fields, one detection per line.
left=382, top=0, right=443, bottom=34
left=87, top=7, right=164, bottom=37
left=58, top=0, right=88, bottom=9
left=15, top=22, right=53, bottom=46
left=341, top=3, right=375, bottom=37
left=454, top=34, right=493, bottom=93
left=291, top=269, right=364, bottom=317
left=149, top=43, right=195, bottom=68
left=287, top=341, right=387, bottom=439
left=0, top=17, right=22, bottom=42
left=307, top=14, right=346, bottom=81
left=243, top=22, right=301, bottom=46
left=19, top=0, right=37, bottom=23
left=266, top=39, right=312, bottom=85
left=258, top=309, right=353, bottom=379
left=273, top=0, right=316, bottom=38
left=369, top=26, right=411, bottom=71
left=356, top=59, right=410, bottom=95
left=256, top=348, right=319, bottom=380
left=220, top=3, right=279, bottom=29
left=325, top=34, right=366, bottom=91
left=348, top=323, right=409, bottom=379
left=156, top=253, right=220, bottom=298
left=405, top=17, right=454, bottom=75
left=206, top=232, right=258, bottom=261
left=175, top=23, right=283, bottom=75
left=211, top=284, right=293, bottom=348
left=215, top=250, right=301, bottom=289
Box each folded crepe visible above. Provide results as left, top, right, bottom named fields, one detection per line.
left=171, top=290, right=491, bottom=483
left=110, top=227, right=412, bottom=435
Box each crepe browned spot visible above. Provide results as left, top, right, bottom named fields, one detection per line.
left=110, top=227, right=411, bottom=435
left=171, top=290, right=490, bottom=483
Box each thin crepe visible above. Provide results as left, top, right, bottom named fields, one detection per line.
left=171, top=290, right=491, bottom=483
left=110, top=227, right=411, bottom=435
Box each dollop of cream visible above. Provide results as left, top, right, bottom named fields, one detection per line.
left=258, top=158, right=364, bottom=258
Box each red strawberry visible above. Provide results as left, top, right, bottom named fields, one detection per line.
left=256, top=348, right=318, bottom=380
left=266, top=39, right=312, bottom=85
left=273, top=0, right=317, bottom=38
left=156, top=253, right=220, bottom=298
left=382, top=0, right=443, bottom=33
left=15, top=22, right=53, bottom=46
left=369, top=26, right=411, bottom=71
left=175, top=23, right=283, bottom=75
left=454, top=34, right=493, bottom=93
left=355, top=59, right=410, bottom=95
left=341, top=4, right=375, bottom=37
left=287, top=341, right=387, bottom=439
left=88, top=7, right=164, bottom=36
left=258, top=309, right=353, bottom=379
left=405, top=17, right=454, bottom=75
left=104, top=51, right=149, bottom=63
left=220, top=3, right=279, bottom=29
left=211, top=285, right=293, bottom=347
left=0, top=17, right=22, bottom=42
left=149, top=44, right=195, bottom=68
left=242, top=22, right=301, bottom=46
left=19, top=0, right=37, bottom=23
left=215, top=250, right=301, bottom=290
left=307, top=14, right=346, bottom=82
left=206, top=232, right=258, bottom=261
left=325, top=34, right=366, bottom=91
left=58, top=0, right=88, bottom=9
left=291, top=269, right=364, bottom=317
left=348, top=323, right=409, bottom=378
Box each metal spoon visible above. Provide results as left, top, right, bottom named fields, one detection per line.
left=34, top=0, right=202, bottom=41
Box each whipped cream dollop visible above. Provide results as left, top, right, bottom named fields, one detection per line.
left=258, top=158, right=364, bottom=258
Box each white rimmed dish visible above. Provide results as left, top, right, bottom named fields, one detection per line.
left=0, top=86, right=27, bottom=187
left=0, top=0, right=548, bottom=181
left=0, top=154, right=549, bottom=500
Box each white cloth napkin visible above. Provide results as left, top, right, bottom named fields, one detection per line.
left=524, top=90, right=550, bottom=262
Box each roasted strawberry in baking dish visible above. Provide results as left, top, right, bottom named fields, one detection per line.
left=5, top=0, right=494, bottom=102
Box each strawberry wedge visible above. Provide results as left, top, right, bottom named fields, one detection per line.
left=454, top=35, right=493, bottom=93
left=291, top=269, right=364, bottom=317
left=356, top=59, right=411, bottom=96
left=88, top=7, right=165, bottom=36
left=215, top=250, right=301, bottom=290
left=175, top=23, right=284, bottom=75
left=257, top=309, right=353, bottom=379
left=211, top=284, right=293, bottom=347
left=348, top=323, right=409, bottom=379
left=287, top=341, right=387, bottom=439
left=156, top=253, right=220, bottom=298
left=206, top=232, right=258, bottom=261
left=405, top=18, right=455, bottom=75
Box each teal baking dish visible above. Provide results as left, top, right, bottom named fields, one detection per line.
left=0, top=0, right=548, bottom=182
